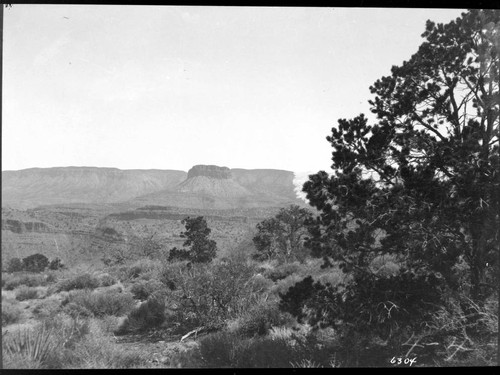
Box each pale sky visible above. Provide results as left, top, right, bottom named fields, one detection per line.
left=2, top=5, right=465, bottom=173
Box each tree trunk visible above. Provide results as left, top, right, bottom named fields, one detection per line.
left=469, top=222, right=488, bottom=304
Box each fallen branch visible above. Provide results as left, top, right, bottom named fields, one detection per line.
left=180, top=327, right=204, bottom=342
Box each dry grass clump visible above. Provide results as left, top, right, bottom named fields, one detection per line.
left=263, top=262, right=302, bottom=282
left=60, top=318, right=147, bottom=368
left=15, top=286, right=40, bottom=301
left=116, top=294, right=165, bottom=334
left=56, top=273, right=100, bottom=292
left=3, top=273, right=47, bottom=290
left=3, top=312, right=148, bottom=369
left=197, top=329, right=334, bottom=368
left=232, top=299, right=294, bottom=337
left=97, top=273, right=117, bottom=287
left=62, top=289, right=135, bottom=318
left=2, top=299, right=22, bottom=326
left=130, top=279, right=164, bottom=300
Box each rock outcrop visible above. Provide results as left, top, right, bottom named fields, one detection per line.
left=186, top=165, right=232, bottom=179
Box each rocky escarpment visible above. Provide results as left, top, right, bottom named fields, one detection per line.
left=186, top=165, right=232, bottom=179
left=176, top=165, right=250, bottom=197
left=2, top=165, right=306, bottom=211
left=1, top=167, right=187, bottom=209
left=1, top=219, right=52, bottom=234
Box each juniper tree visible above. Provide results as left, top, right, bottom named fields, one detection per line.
left=280, top=9, right=500, bottom=365
left=168, top=216, right=217, bottom=264
left=303, top=9, right=499, bottom=301
left=253, top=205, right=313, bottom=263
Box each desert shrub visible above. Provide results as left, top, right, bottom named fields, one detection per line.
left=161, top=260, right=257, bottom=331
left=116, top=294, right=165, bottom=334
left=198, top=331, right=244, bottom=367
left=247, top=273, right=274, bottom=294
left=113, top=259, right=158, bottom=282
left=63, top=302, right=94, bottom=319
left=4, top=273, right=46, bottom=290
left=34, top=314, right=146, bottom=369
left=45, top=272, right=58, bottom=283
left=15, top=286, right=39, bottom=301
left=236, top=300, right=294, bottom=337
left=263, top=262, right=301, bottom=282
left=32, top=299, right=61, bottom=319
left=42, top=313, right=90, bottom=352
left=22, top=253, right=49, bottom=273
left=48, top=258, right=64, bottom=271
left=2, top=301, right=22, bottom=326
left=97, top=273, right=117, bottom=287
left=130, top=279, right=163, bottom=300
left=7, top=258, right=24, bottom=273
left=279, top=269, right=449, bottom=366
left=2, top=352, right=43, bottom=369
left=2, top=324, right=58, bottom=369
left=168, top=216, right=217, bottom=264
left=198, top=331, right=331, bottom=368
left=63, top=319, right=146, bottom=368
left=56, top=273, right=100, bottom=292
left=62, top=290, right=135, bottom=318
left=413, top=296, right=498, bottom=366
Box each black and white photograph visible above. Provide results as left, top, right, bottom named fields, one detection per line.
left=1, top=4, right=499, bottom=369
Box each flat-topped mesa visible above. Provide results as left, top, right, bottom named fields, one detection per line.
left=187, top=165, right=232, bottom=180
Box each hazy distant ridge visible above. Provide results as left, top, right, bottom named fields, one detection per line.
left=1, top=167, right=187, bottom=209
left=2, top=166, right=303, bottom=209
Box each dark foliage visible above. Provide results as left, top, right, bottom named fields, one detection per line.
left=302, top=9, right=499, bottom=302
left=6, top=258, right=23, bottom=273
left=252, top=205, right=313, bottom=263
left=22, top=254, right=49, bottom=273
left=48, top=258, right=64, bottom=271
left=279, top=269, right=448, bottom=365
left=168, top=216, right=217, bottom=263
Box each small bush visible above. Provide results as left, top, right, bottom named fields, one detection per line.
left=15, top=286, right=39, bottom=301
left=247, top=273, right=274, bottom=294
left=45, top=272, right=58, bottom=284
left=22, top=254, right=49, bottom=273
left=2, top=302, right=22, bottom=326
left=63, top=302, right=94, bottom=319
left=48, top=258, right=64, bottom=271
left=130, top=279, right=163, bottom=300
left=263, top=262, right=301, bottom=282
left=4, top=274, right=46, bottom=290
left=98, top=273, right=117, bottom=287
left=199, top=332, right=321, bottom=368
left=2, top=352, right=43, bottom=369
left=114, top=259, right=158, bottom=282
left=32, top=299, right=61, bottom=319
left=7, top=258, right=24, bottom=273
left=56, top=273, right=100, bottom=292
left=62, top=290, right=135, bottom=318
left=198, top=331, right=243, bottom=367
left=236, top=300, right=293, bottom=337
left=117, top=295, right=165, bottom=334
left=63, top=319, right=146, bottom=368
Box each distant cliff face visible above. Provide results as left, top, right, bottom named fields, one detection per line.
left=187, top=165, right=232, bottom=179
left=1, top=167, right=187, bottom=209
left=1, top=165, right=305, bottom=210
